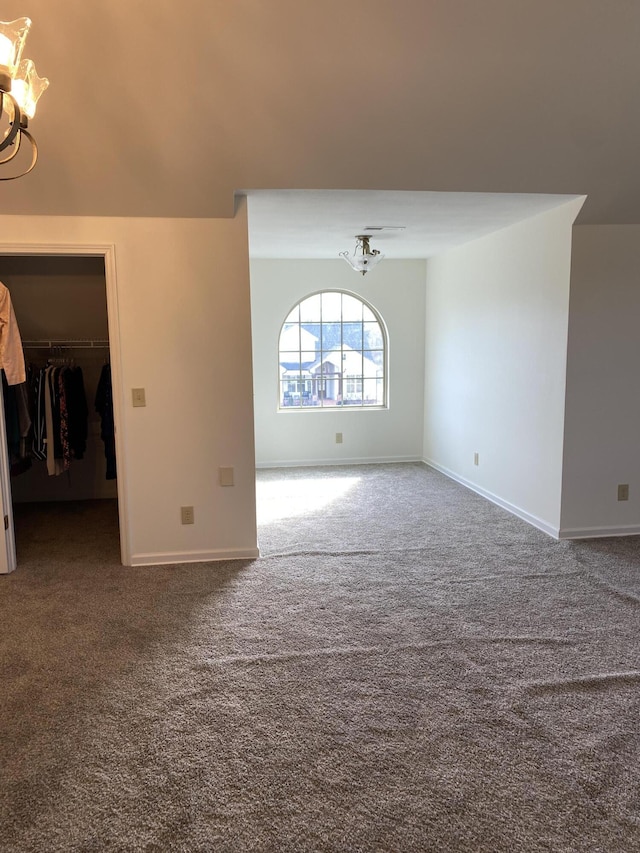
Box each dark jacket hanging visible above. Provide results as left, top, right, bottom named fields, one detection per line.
left=63, top=367, right=89, bottom=460
left=95, top=363, right=116, bottom=480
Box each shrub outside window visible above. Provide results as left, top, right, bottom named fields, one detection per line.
left=278, top=291, right=387, bottom=410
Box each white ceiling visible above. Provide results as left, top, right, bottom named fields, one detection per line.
left=245, top=189, right=583, bottom=259
left=0, top=1, right=638, bottom=227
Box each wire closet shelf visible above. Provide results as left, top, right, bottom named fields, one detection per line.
left=22, top=339, right=110, bottom=349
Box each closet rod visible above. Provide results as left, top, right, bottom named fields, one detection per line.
left=22, top=339, right=110, bottom=349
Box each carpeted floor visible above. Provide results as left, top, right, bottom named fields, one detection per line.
left=1, top=463, right=639, bottom=852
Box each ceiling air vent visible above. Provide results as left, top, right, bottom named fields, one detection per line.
left=363, top=226, right=406, bottom=231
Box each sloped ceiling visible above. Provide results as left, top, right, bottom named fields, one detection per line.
left=1, top=1, right=638, bottom=225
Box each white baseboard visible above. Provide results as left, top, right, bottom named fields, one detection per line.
left=129, top=547, right=260, bottom=567
left=423, top=458, right=561, bottom=539
left=558, top=524, right=640, bottom=540
left=256, top=455, right=421, bottom=469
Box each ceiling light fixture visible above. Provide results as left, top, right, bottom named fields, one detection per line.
left=339, top=235, right=384, bottom=276
left=0, top=17, right=49, bottom=180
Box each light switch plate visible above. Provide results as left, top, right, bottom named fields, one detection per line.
left=132, top=388, right=146, bottom=407
left=219, top=467, right=234, bottom=487
left=618, top=484, right=629, bottom=501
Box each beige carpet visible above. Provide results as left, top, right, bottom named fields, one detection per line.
left=1, top=463, right=639, bottom=852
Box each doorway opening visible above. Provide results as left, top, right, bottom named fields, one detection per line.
left=0, top=245, right=128, bottom=572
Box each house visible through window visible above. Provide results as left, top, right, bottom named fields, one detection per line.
left=278, top=291, right=387, bottom=409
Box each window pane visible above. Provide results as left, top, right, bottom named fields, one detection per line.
left=363, top=350, right=384, bottom=369
left=344, top=374, right=363, bottom=404
left=300, top=333, right=318, bottom=356
left=342, top=294, right=363, bottom=321
left=363, top=322, right=383, bottom=349
left=300, top=350, right=316, bottom=367
left=342, top=322, right=363, bottom=349
left=341, top=348, right=362, bottom=377
left=300, top=293, right=321, bottom=323
left=320, top=357, right=341, bottom=376
left=279, top=353, right=302, bottom=371
left=300, top=323, right=320, bottom=348
left=279, top=324, right=300, bottom=350
left=362, top=378, right=383, bottom=405
left=363, top=305, right=376, bottom=322
left=285, top=305, right=300, bottom=323
left=321, top=291, right=342, bottom=322
left=320, top=322, right=341, bottom=351
left=281, top=381, right=303, bottom=407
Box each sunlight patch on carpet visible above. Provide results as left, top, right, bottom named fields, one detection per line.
left=256, top=476, right=361, bottom=522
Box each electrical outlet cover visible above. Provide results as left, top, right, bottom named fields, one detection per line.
left=181, top=506, right=195, bottom=524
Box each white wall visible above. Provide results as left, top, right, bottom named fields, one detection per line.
left=0, top=201, right=258, bottom=565
left=560, top=226, right=640, bottom=537
left=423, top=200, right=584, bottom=536
left=250, top=259, right=426, bottom=467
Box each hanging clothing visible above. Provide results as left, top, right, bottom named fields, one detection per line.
left=26, top=363, right=90, bottom=476
left=0, top=281, right=26, bottom=385
left=57, top=369, right=72, bottom=472
left=0, top=282, right=30, bottom=474
left=30, top=365, right=47, bottom=462
left=45, top=366, right=64, bottom=476
left=95, top=363, right=116, bottom=480
left=2, top=372, right=32, bottom=475
left=63, top=366, right=88, bottom=460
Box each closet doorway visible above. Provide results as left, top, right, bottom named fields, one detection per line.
left=0, top=247, right=127, bottom=573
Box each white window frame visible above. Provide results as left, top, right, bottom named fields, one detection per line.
left=277, top=289, right=388, bottom=412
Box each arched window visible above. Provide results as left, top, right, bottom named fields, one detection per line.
left=278, top=290, right=387, bottom=410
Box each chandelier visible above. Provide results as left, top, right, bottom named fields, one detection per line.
left=339, top=235, right=384, bottom=275
left=0, top=17, right=49, bottom=180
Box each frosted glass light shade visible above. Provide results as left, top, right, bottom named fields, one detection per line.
left=340, top=251, right=385, bottom=274
left=339, top=235, right=385, bottom=275
left=0, top=18, right=31, bottom=82
left=12, top=59, right=49, bottom=118
left=339, top=235, right=384, bottom=275
left=0, top=17, right=46, bottom=178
